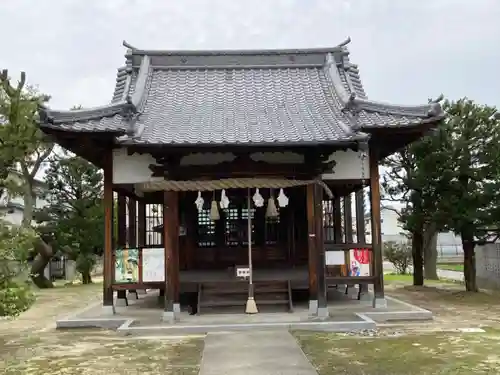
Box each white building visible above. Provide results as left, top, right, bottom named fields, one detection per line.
left=367, top=205, right=463, bottom=258
left=0, top=170, right=48, bottom=226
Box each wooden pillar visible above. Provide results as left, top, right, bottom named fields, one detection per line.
left=369, top=148, right=386, bottom=305
left=314, top=183, right=328, bottom=317
left=306, top=184, right=318, bottom=313
left=128, top=198, right=137, bottom=247
left=355, top=189, right=369, bottom=299
left=102, top=152, right=115, bottom=314
left=162, top=190, right=180, bottom=321
left=117, top=195, right=127, bottom=247
left=334, top=197, right=343, bottom=243
left=138, top=200, right=146, bottom=247
left=343, top=194, right=353, bottom=243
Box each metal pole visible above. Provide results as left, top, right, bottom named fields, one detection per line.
left=245, top=188, right=258, bottom=313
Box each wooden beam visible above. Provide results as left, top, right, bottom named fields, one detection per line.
left=334, top=197, right=342, bottom=243
left=117, top=194, right=127, bottom=247
left=163, top=191, right=180, bottom=313
left=314, top=183, right=327, bottom=310
left=150, top=157, right=316, bottom=180
left=369, top=147, right=385, bottom=299
left=128, top=197, right=137, bottom=248
left=306, top=184, right=318, bottom=301
left=103, top=151, right=114, bottom=307
left=138, top=200, right=146, bottom=248
left=343, top=194, right=353, bottom=243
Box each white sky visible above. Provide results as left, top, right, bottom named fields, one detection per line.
left=1, top=0, right=499, bottom=110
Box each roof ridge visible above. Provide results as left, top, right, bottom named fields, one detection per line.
left=121, top=37, right=352, bottom=57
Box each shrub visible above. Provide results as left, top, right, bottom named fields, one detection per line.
left=384, top=241, right=412, bottom=274
left=0, top=220, right=37, bottom=316
left=0, top=280, right=35, bottom=317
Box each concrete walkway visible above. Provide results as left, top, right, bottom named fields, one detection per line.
left=199, top=331, right=318, bottom=375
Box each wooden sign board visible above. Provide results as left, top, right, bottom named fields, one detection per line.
left=142, top=248, right=165, bottom=282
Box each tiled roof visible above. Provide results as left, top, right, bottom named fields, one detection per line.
left=38, top=38, right=444, bottom=146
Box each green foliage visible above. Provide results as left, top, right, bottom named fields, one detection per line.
left=0, top=280, right=35, bottom=317
left=0, top=220, right=36, bottom=284
left=383, top=241, right=412, bottom=274
left=0, top=70, right=53, bottom=227
left=0, top=220, right=37, bottom=316
left=37, top=155, right=104, bottom=283
left=433, top=99, right=500, bottom=241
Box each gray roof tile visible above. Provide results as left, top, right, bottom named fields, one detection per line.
left=38, top=39, right=444, bottom=146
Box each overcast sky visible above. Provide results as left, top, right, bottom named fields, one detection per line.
left=1, top=0, right=499, bottom=110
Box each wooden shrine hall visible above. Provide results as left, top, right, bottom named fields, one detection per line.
left=37, top=38, right=444, bottom=321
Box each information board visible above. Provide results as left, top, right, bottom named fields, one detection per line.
left=325, top=251, right=345, bottom=265
left=142, top=248, right=165, bottom=282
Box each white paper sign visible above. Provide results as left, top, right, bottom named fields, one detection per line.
left=325, top=251, right=345, bottom=265
left=142, top=248, right=165, bottom=282
left=236, top=266, right=250, bottom=279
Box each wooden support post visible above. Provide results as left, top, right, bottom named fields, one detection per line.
left=355, top=189, right=370, bottom=300
left=162, top=190, right=180, bottom=322
left=334, top=197, right=343, bottom=243
left=102, top=152, right=115, bottom=314
left=369, top=148, right=386, bottom=307
left=115, top=194, right=128, bottom=305
left=314, top=183, right=328, bottom=318
left=127, top=198, right=139, bottom=299
left=128, top=198, right=137, bottom=247
left=138, top=201, right=146, bottom=247
left=344, top=193, right=358, bottom=299
left=306, top=184, right=318, bottom=314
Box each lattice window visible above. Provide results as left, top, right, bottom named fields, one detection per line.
left=224, top=205, right=255, bottom=246
left=197, top=209, right=216, bottom=247
left=146, top=204, right=162, bottom=246
left=265, top=214, right=280, bottom=245
left=323, top=200, right=334, bottom=242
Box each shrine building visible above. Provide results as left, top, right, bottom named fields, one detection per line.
left=37, top=38, right=444, bottom=321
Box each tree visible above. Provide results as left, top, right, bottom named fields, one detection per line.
left=37, top=155, right=105, bottom=284
left=0, top=70, right=54, bottom=288
left=381, top=128, right=445, bottom=285
left=432, top=99, right=500, bottom=292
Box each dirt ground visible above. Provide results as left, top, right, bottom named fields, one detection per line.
left=385, top=279, right=500, bottom=331
left=0, top=284, right=204, bottom=375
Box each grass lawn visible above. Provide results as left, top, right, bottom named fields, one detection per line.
left=384, top=273, right=459, bottom=285
left=294, top=330, right=500, bottom=375
left=438, top=263, right=464, bottom=272
left=0, top=282, right=205, bottom=375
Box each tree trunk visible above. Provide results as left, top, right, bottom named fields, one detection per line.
left=423, top=224, right=439, bottom=280
left=462, top=238, right=478, bottom=292
left=412, top=230, right=424, bottom=286
left=81, top=270, right=92, bottom=284
left=22, top=187, right=34, bottom=228
left=30, top=237, right=54, bottom=288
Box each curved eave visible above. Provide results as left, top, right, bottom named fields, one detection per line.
left=37, top=55, right=151, bottom=128
left=325, top=52, right=445, bottom=123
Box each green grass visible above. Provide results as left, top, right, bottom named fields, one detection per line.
left=438, top=263, right=464, bottom=272
left=294, top=331, right=500, bottom=375
left=383, top=273, right=459, bottom=285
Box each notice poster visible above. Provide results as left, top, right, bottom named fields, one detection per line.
left=349, top=248, right=371, bottom=276
left=114, top=248, right=139, bottom=283
left=142, top=248, right=165, bottom=282
left=325, top=251, right=345, bottom=266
